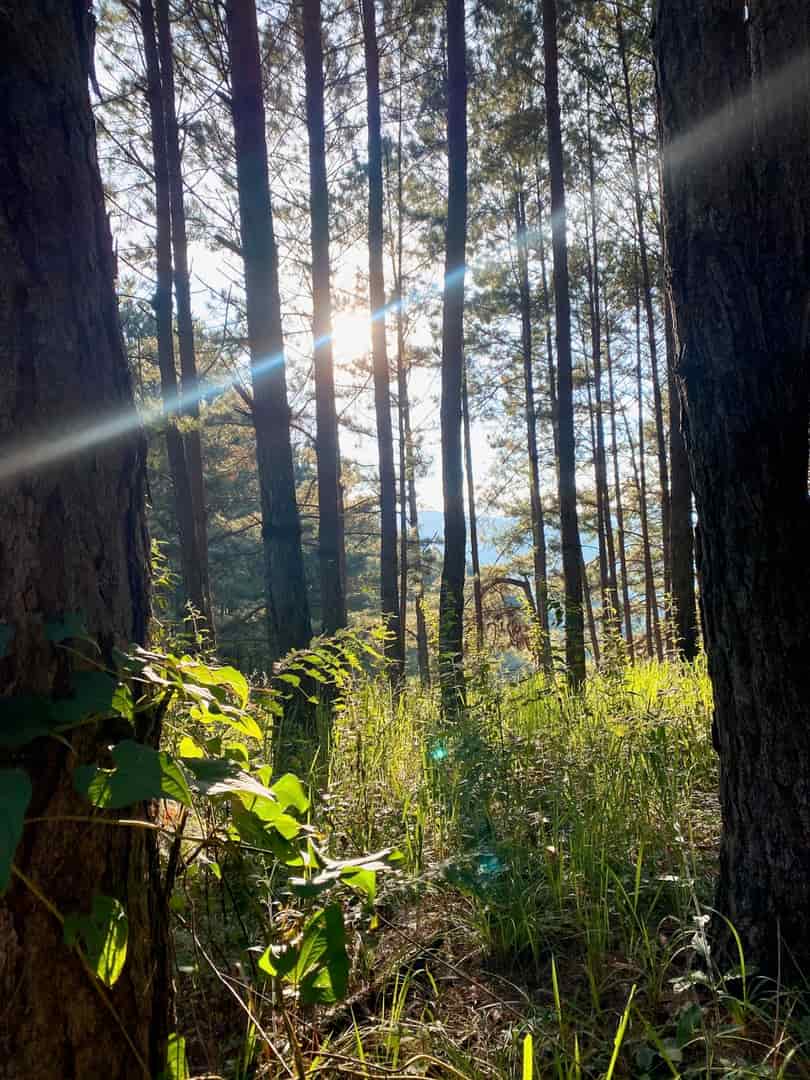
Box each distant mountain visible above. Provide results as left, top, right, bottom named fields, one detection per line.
left=417, top=509, right=598, bottom=568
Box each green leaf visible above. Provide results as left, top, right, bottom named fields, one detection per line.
left=183, top=757, right=273, bottom=801
left=45, top=612, right=87, bottom=642
left=160, top=1033, right=189, bottom=1080
left=522, top=1033, right=533, bottom=1080
left=178, top=736, right=204, bottom=759
left=297, top=906, right=349, bottom=1004
left=0, top=769, right=32, bottom=894
left=229, top=802, right=299, bottom=861
left=0, top=623, right=14, bottom=658
left=341, top=867, right=376, bottom=904
left=238, top=792, right=302, bottom=840
left=63, top=894, right=128, bottom=986
left=51, top=672, right=117, bottom=726
left=0, top=696, right=54, bottom=747
left=676, top=1002, right=703, bottom=1048
left=270, top=773, right=310, bottom=814
left=75, top=741, right=192, bottom=809
left=181, top=663, right=249, bottom=707
left=111, top=683, right=135, bottom=722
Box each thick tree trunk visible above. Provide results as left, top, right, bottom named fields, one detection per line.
left=664, top=294, right=698, bottom=661
left=0, top=2, right=169, bottom=1073
left=542, top=0, right=585, bottom=685
left=302, top=0, right=347, bottom=635
left=515, top=187, right=553, bottom=675
left=141, top=0, right=206, bottom=625
left=616, top=1, right=671, bottom=598
left=655, top=0, right=810, bottom=978
left=462, top=363, right=485, bottom=653
left=226, top=0, right=313, bottom=662
left=155, top=0, right=213, bottom=634
left=361, top=0, right=401, bottom=675
left=438, top=0, right=468, bottom=713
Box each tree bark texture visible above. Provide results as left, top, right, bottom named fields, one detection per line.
left=655, top=0, right=810, bottom=978
left=462, top=362, right=484, bottom=653
left=361, top=0, right=402, bottom=674
left=0, top=2, right=170, bottom=1074
left=542, top=0, right=585, bottom=685
left=438, top=0, right=468, bottom=712
left=226, top=0, right=313, bottom=662
left=302, top=0, right=347, bottom=635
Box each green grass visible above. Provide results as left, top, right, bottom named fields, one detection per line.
left=176, top=657, right=810, bottom=1078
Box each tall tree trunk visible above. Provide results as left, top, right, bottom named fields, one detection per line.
left=361, top=0, right=401, bottom=675
left=155, top=0, right=213, bottom=634
left=615, top=0, right=671, bottom=596
left=605, top=311, right=635, bottom=660
left=226, top=0, right=312, bottom=661
left=655, top=0, right=810, bottom=978
left=534, top=171, right=559, bottom=466
left=633, top=278, right=663, bottom=661
left=581, top=549, right=601, bottom=666
left=141, top=0, right=205, bottom=625
left=402, top=358, right=431, bottom=686
left=0, top=2, right=169, bottom=1073
left=585, top=95, right=620, bottom=632
left=438, top=0, right=468, bottom=713
left=515, top=186, right=553, bottom=674
left=462, top=362, right=484, bottom=652
left=542, top=0, right=585, bottom=685
left=302, top=0, right=346, bottom=635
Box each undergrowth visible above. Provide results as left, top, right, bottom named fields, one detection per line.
left=175, top=657, right=810, bottom=1079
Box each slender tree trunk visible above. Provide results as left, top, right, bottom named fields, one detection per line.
left=361, top=0, right=401, bottom=675
left=605, top=311, right=634, bottom=660
left=515, top=186, right=553, bottom=674
left=586, top=95, right=620, bottom=632
left=0, top=2, right=169, bottom=1072
left=534, top=172, right=560, bottom=466
left=633, top=279, right=663, bottom=661
left=226, top=0, right=312, bottom=661
left=542, top=0, right=585, bottom=685
left=438, top=0, right=468, bottom=712
left=656, top=0, right=810, bottom=978
left=581, top=549, right=600, bottom=665
left=616, top=0, right=671, bottom=596
left=462, top=362, right=484, bottom=652
left=302, top=0, right=346, bottom=634
left=155, top=0, right=213, bottom=634
left=141, top=0, right=205, bottom=624
left=403, top=361, right=431, bottom=686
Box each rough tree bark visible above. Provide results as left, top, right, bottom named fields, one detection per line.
left=515, top=185, right=553, bottom=674
left=226, top=0, right=312, bottom=661
left=542, top=0, right=585, bottom=685
left=155, top=0, right=214, bottom=633
left=302, top=0, right=347, bottom=635
left=140, top=0, right=206, bottom=624
left=361, top=0, right=401, bottom=675
left=438, top=0, right=468, bottom=713
left=655, top=0, right=810, bottom=977
left=0, top=1, right=170, bottom=1073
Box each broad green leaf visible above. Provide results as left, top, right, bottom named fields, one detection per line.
left=238, top=792, right=302, bottom=840
left=270, top=773, right=310, bottom=814
left=181, top=663, right=249, bottom=707
left=223, top=742, right=249, bottom=764
left=111, top=683, right=134, bottom=722
left=160, top=1033, right=189, bottom=1080
left=45, top=613, right=87, bottom=642
left=183, top=757, right=273, bottom=801
left=229, top=802, right=299, bottom=862
left=0, top=696, right=54, bottom=747
left=178, top=736, right=204, bottom=759
left=63, top=894, right=128, bottom=986
left=51, top=672, right=117, bottom=726
left=0, top=769, right=32, bottom=893
left=75, top=741, right=192, bottom=809
left=297, top=906, right=349, bottom=1004
left=341, top=867, right=376, bottom=904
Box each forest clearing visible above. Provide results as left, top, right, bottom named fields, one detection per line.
left=2, top=0, right=810, bottom=1076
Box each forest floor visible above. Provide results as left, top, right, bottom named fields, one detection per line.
left=172, top=659, right=810, bottom=1079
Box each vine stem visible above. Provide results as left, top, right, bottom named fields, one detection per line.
left=11, top=863, right=151, bottom=1079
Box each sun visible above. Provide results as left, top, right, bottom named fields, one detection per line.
left=330, top=309, right=371, bottom=364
